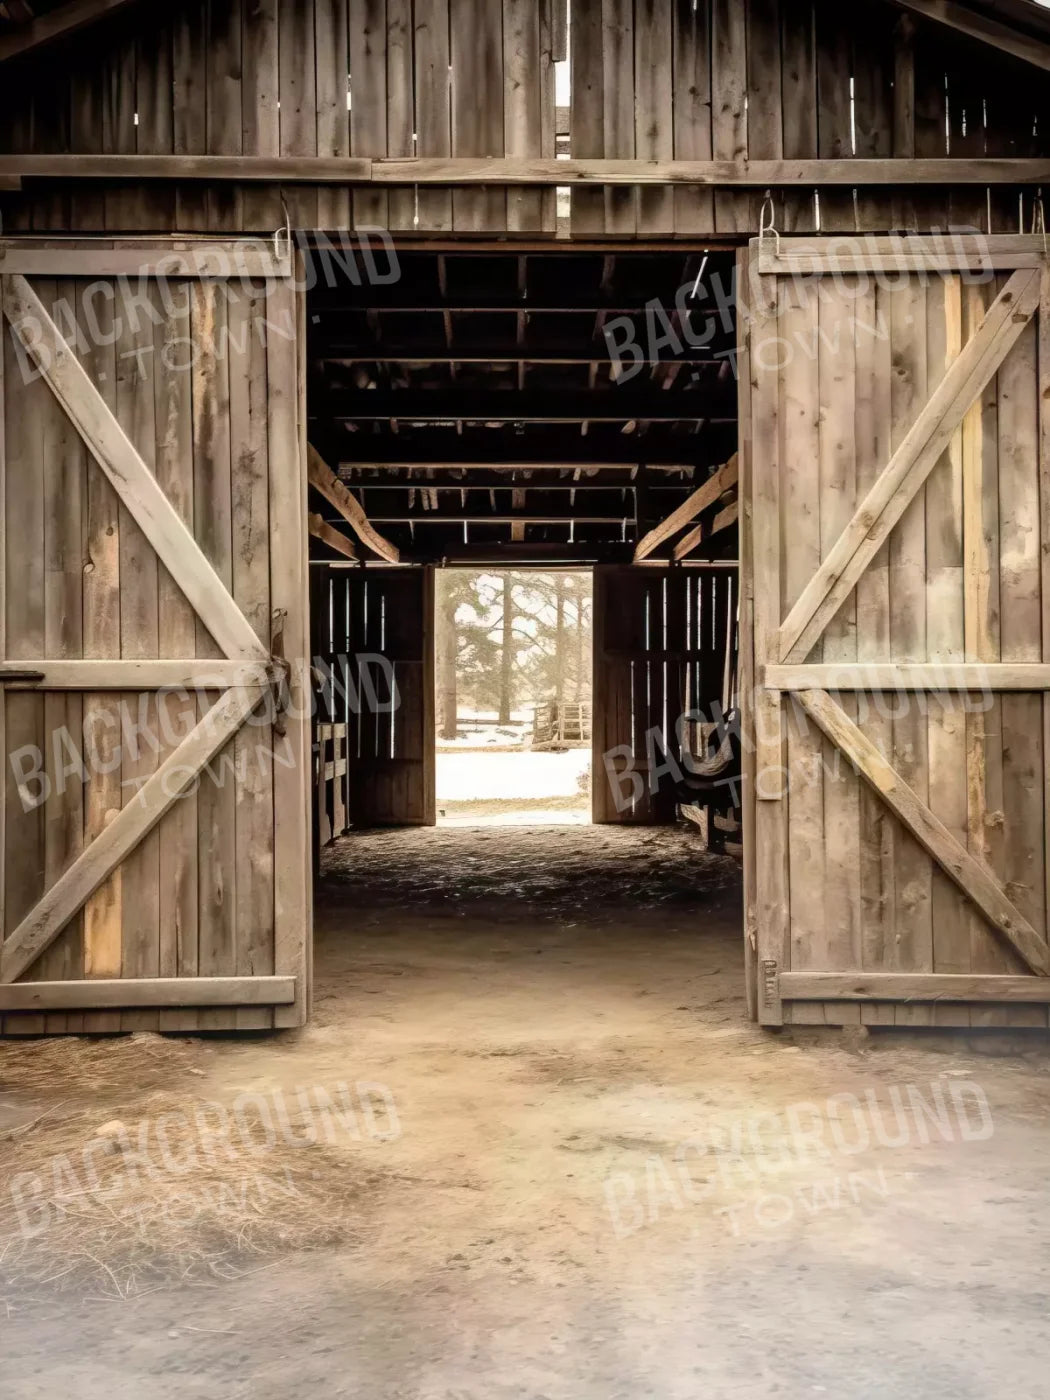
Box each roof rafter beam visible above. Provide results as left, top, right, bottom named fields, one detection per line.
left=890, top=1, right=1050, bottom=73
left=0, top=0, right=140, bottom=63
left=634, top=454, right=738, bottom=561
left=307, top=443, right=399, bottom=563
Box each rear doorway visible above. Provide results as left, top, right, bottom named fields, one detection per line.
left=305, top=244, right=745, bottom=1021
left=436, top=567, right=593, bottom=827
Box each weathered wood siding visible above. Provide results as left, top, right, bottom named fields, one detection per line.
left=1, top=259, right=311, bottom=1032
left=1, top=0, right=1047, bottom=237
left=570, top=0, right=1050, bottom=236
left=746, top=245, right=1050, bottom=1028
left=0, top=0, right=556, bottom=235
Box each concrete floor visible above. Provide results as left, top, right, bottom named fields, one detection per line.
left=4, top=826, right=1050, bottom=1398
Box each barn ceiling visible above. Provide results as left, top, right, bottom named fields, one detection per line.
left=306, top=250, right=740, bottom=566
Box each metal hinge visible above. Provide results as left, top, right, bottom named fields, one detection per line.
left=761, top=959, right=779, bottom=1008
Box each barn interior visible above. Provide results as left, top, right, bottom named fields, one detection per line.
left=303, top=245, right=744, bottom=952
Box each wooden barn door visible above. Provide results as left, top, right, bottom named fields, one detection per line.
left=0, top=243, right=311, bottom=1032
left=345, top=567, right=435, bottom=827
left=744, top=235, right=1050, bottom=1027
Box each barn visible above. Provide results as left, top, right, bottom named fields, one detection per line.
left=1, top=0, right=1050, bottom=1037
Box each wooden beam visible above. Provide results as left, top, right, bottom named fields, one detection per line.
left=0, top=0, right=139, bottom=63
left=673, top=524, right=703, bottom=560
left=321, top=392, right=722, bottom=422
left=0, top=245, right=290, bottom=278
left=3, top=275, right=270, bottom=663
left=309, top=512, right=358, bottom=561
left=709, top=499, right=738, bottom=536
left=2, top=155, right=1050, bottom=184
left=890, top=1, right=1050, bottom=74
left=0, top=659, right=280, bottom=690
left=797, top=688, right=1050, bottom=976
left=0, top=976, right=296, bottom=1011
left=0, top=686, right=265, bottom=983
left=307, top=444, right=399, bottom=562
left=766, top=663, right=1050, bottom=691
left=759, top=234, right=1050, bottom=276
left=634, top=454, right=738, bottom=560
left=777, top=270, right=1041, bottom=663
left=780, top=972, right=1050, bottom=1003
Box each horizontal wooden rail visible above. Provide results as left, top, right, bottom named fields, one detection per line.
left=0, top=244, right=290, bottom=278
left=1, top=156, right=1049, bottom=185
left=780, top=973, right=1050, bottom=1003
left=0, top=659, right=280, bottom=690
left=0, top=976, right=296, bottom=1011
left=765, top=663, right=1050, bottom=691
left=759, top=234, right=1050, bottom=275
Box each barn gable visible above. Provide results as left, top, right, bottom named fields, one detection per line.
left=0, top=0, right=1048, bottom=237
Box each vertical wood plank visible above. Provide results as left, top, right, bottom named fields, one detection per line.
left=451, top=0, right=505, bottom=232
left=414, top=0, right=452, bottom=231
left=602, top=0, right=636, bottom=237
left=889, top=279, right=932, bottom=1024
left=780, top=275, right=824, bottom=1023
left=173, top=0, right=210, bottom=232
left=350, top=0, right=389, bottom=229
left=386, top=0, right=416, bottom=231
left=814, top=0, right=855, bottom=232
left=268, top=271, right=311, bottom=1027
left=206, top=0, right=245, bottom=231
left=962, top=279, right=1012, bottom=1022
left=635, top=0, right=674, bottom=235
left=748, top=261, right=788, bottom=1024
left=736, top=253, right=758, bottom=1016
left=818, top=276, right=861, bottom=1024
left=135, top=11, right=176, bottom=232
left=280, top=0, right=320, bottom=230
left=242, top=0, right=282, bottom=230
left=672, top=0, right=714, bottom=235
left=711, top=0, right=747, bottom=234
left=38, top=282, right=85, bottom=1031
left=154, top=280, right=199, bottom=1029
left=230, top=282, right=276, bottom=1029
left=115, top=276, right=161, bottom=1032
left=780, top=0, right=817, bottom=232
left=78, top=282, right=123, bottom=1032
left=5, top=283, right=48, bottom=1033
left=925, top=276, right=971, bottom=1026
left=504, top=0, right=545, bottom=234
left=996, top=294, right=1046, bottom=1023
left=315, top=0, right=352, bottom=230
left=745, top=0, right=782, bottom=234
left=570, top=0, right=605, bottom=235
left=856, top=277, right=896, bottom=1024
left=192, top=281, right=237, bottom=1028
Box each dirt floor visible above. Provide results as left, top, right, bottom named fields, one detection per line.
left=3, top=825, right=1050, bottom=1397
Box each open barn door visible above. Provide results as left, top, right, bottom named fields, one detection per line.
left=344, top=567, right=436, bottom=827
left=0, top=242, right=311, bottom=1032
left=744, top=234, right=1050, bottom=1027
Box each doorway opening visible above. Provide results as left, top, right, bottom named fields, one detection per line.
left=435, top=568, right=593, bottom=826
left=305, top=243, right=744, bottom=1009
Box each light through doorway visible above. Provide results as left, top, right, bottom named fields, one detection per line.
left=435, top=569, right=593, bottom=826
